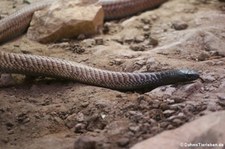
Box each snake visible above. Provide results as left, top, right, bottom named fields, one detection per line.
left=0, top=0, right=200, bottom=91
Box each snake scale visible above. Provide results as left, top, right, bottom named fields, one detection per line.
left=0, top=0, right=199, bottom=91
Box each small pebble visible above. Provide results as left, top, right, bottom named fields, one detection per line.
left=160, top=122, right=169, bottom=128
left=217, top=93, right=225, bottom=100
left=197, top=52, right=210, bottom=61
left=123, top=36, right=134, bottom=43
left=81, top=39, right=95, bottom=47
left=76, top=112, right=85, bottom=122
left=6, top=122, right=14, bottom=130
left=130, top=45, right=146, bottom=51
left=172, top=118, right=184, bottom=126
left=163, top=110, right=175, bottom=117
left=143, top=25, right=150, bottom=31
left=160, top=103, right=169, bottom=110
left=95, top=37, right=104, bottom=45
left=134, top=35, right=145, bottom=43
left=117, top=138, right=129, bottom=147
left=167, top=124, right=174, bottom=129
left=129, top=125, right=140, bottom=132
left=148, top=37, right=158, bottom=46
left=217, top=93, right=225, bottom=107
left=23, top=0, right=32, bottom=4
left=77, top=34, right=86, bottom=40
left=74, top=136, right=97, bottom=149
left=81, top=101, right=89, bottom=108
left=74, top=123, right=86, bottom=133
left=172, top=21, right=188, bottom=30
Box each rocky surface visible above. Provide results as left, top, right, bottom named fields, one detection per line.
left=132, top=111, right=225, bottom=149
left=0, top=0, right=225, bottom=149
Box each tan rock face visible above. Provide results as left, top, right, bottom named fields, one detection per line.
left=27, top=0, right=104, bottom=43
left=131, top=111, right=225, bottom=149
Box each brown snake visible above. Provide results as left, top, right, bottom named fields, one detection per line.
left=0, top=0, right=199, bottom=91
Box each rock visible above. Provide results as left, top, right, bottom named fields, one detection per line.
left=197, top=52, right=210, bottom=61
left=94, top=37, right=104, bottom=45
left=120, top=28, right=142, bottom=43
left=65, top=113, right=82, bottom=129
left=130, top=44, right=146, bottom=51
left=172, top=118, right=184, bottom=126
left=163, top=110, right=175, bottom=117
left=134, top=35, right=145, bottom=43
left=81, top=39, right=96, bottom=47
left=74, top=123, right=86, bottom=133
left=131, top=111, right=225, bottom=149
left=129, top=125, right=141, bottom=133
left=217, top=93, right=225, bottom=107
left=17, top=113, right=30, bottom=124
left=143, top=25, right=150, bottom=31
left=217, top=93, right=225, bottom=100
left=148, top=37, right=158, bottom=47
left=0, top=74, right=16, bottom=87
left=74, top=136, right=98, bottom=149
left=27, top=0, right=104, bottom=43
left=172, top=21, right=188, bottom=30
left=117, top=137, right=130, bottom=147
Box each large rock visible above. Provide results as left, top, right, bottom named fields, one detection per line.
left=27, top=0, right=104, bottom=43
left=132, top=111, right=225, bottom=149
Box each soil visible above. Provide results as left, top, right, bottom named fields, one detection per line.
left=0, top=0, right=225, bottom=149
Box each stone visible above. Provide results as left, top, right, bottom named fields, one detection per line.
left=74, top=123, right=86, bottom=133
left=217, top=93, right=225, bottom=100
left=0, top=74, right=16, bottom=87
left=129, top=125, right=141, bottom=133
left=130, top=44, right=146, bottom=51
left=131, top=111, right=225, bottom=149
left=197, top=52, right=210, bottom=61
left=217, top=93, right=225, bottom=107
left=172, top=21, right=188, bottom=30
left=134, top=35, right=145, bottom=43
left=163, top=110, right=175, bottom=117
left=143, top=25, right=150, bottom=31
left=117, top=137, right=130, bottom=147
left=65, top=113, right=78, bottom=129
left=27, top=0, right=104, bottom=43
left=74, top=136, right=97, bottom=149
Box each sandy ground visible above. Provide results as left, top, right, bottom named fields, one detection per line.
left=0, top=0, right=225, bottom=149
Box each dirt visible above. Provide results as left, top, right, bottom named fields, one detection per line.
left=0, top=0, right=225, bottom=149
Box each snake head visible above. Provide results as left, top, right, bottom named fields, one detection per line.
left=178, top=69, right=200, bottom=81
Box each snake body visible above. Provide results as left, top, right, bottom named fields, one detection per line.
left=0, top=0, right=199, bottom=91
left=0, top=51, right=199, bottom=91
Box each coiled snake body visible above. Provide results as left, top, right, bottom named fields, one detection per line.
left=0, top=0, right=199, bottom=91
